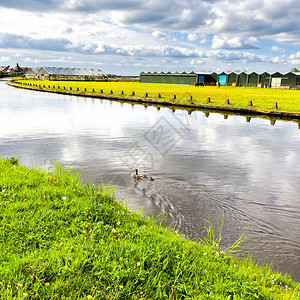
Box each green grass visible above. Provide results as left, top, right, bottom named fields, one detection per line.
left=0, top=157, right=299, bottom=299
left=16, top=80, right=300, bottom=113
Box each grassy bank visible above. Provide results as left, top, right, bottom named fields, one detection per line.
left=15, top=80, right=300, bottom=114
left=0, top=157, right=299, bottom=299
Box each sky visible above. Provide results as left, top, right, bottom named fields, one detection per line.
left=0, top=0, right=300, bottom=75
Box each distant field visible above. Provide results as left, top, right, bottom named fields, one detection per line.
left=18, top=80, right=300, bottom=113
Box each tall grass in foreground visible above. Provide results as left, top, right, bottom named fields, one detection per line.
left=0, top=157, right=299, bottom=299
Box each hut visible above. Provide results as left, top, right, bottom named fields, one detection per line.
left=248, top=72, right=260, bottom=87
left=196, top=72, right=217, bottom=86
left=269, top=72, right=284, bottom=88
left=259, top=72, right=271, bottom=86
left=282, top=72, right=300, bottom=87
left=238, top=72, right=249, bottom=86
left=218, top=72, right=227, bottom=85
left=227, top=72, right=239, bottom=86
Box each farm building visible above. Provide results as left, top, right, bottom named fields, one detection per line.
left=140, top=72, right=216, bottom=85
left=24, top=67, right=39, bottom=79
left=35, top=67, right=107, bottom=81
left=0, top=63, right=27, bottom=77
left=140, top=71, right=300, bottom=88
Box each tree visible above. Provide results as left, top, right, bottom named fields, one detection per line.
left=291, top=67, right=299, bottom=72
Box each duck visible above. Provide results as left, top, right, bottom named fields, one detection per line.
left=133, top=169, right=147, bottom=180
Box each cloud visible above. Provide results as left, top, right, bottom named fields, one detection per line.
left=270, top=46, right=286, bottom=53
left=211, top=36, right=260, bottom=50
left=152, top=31, right=169, bottom=40
left=0, top=33, right=71, bottom=52
left=0, top=56, right=10, bottom=62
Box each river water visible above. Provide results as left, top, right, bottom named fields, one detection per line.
left=1, top=80, right=299, bottom=281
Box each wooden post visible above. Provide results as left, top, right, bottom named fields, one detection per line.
left=224, top=115, right=228, bottom=119
left=76, top=88, right=79, bottom=91
left=157, top=107, right=160, bottom=111
left=246, top=117, right=251, bottom=122
left=58, top=86, right=60, bottom=89
left=158, top=93, right=161, bottom=98
left=53, top=86, right=55, bottom=89
left=272, top=102, right=278, bottom=109
left=206, top=97, right=211, bottom=103
left=92, top=88, right=95, bottom=92
left=100, top=89, right=103, bottom=93
left=70, top=87, right=72, bottom=90
left=270, top=119, right=276, bottom=125
left=48, top=85, right=50, bottom=88
left=84, top=88, right=87, bottom=92
left=144, top=92, right=148, bottom=97
left=298, top=123, right=300, bottom=130
left=205, top=112, right=209, bottom=118
left=63, top=86, right=65, bottom=90
left=189, top=96, right=193, bottom=101
left=131, top=91, right=135, bottom=96
left=171, top=108, right=175, bottom=113
left=121, top=91, right=124, bottom=95
left=225, top=99, right=230, bottom=105
left=110, top=90, right=113, bottom=94
left=248, top=100, right=253, bottom=106
left=172, top=94, right=176, bottom=100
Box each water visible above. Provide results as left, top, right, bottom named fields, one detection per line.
left=1, top=80, right=299, bottom=281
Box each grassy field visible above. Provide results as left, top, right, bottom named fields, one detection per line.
left=17, top=79, right=300, bottom=113
left=0, top=157, right=299, bottom=299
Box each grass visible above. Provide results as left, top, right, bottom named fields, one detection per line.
left=0, top=156, right=299, bottom=299
left=15, top=79, right=300, bottom=113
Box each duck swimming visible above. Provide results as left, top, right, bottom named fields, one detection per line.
left=133, top=169, right=147, bottom=180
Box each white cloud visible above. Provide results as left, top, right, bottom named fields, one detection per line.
left=152, top=31, right=169, bottom=40
left=270, top=46, right=286, bottom=53
left=0, top=56, right=10, bottom=62
left=212, top=35, right=259, bottom=49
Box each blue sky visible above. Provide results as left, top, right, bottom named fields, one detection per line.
left=0, top=0, right=299, bottom=75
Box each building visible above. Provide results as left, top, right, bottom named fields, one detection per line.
left=35, top=67, right=107, bottom=81
left=140, top=71, right=300, bottom=88
left=140, top=71, right=216, bottom=85
left=24, top=67, right=39, bottom=79
left=0, top=63, right=26, bottom=77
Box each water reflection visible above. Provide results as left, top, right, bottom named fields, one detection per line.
left=1, top=80, right=300, bottom=281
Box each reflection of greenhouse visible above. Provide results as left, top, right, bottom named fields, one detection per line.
left=140, top=71, right=300, bottom=88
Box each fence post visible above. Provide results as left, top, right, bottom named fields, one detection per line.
left=144, top=93, right=148, bottom=97
left=225, top=99, right=230, bottom=105
left=206, top=97, right=211, bottom=103
left=272, top=102, right=278, bottom=109
left=157, top=93, right=161, bottom=98
left=248, top=100, right=253, bottom=106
